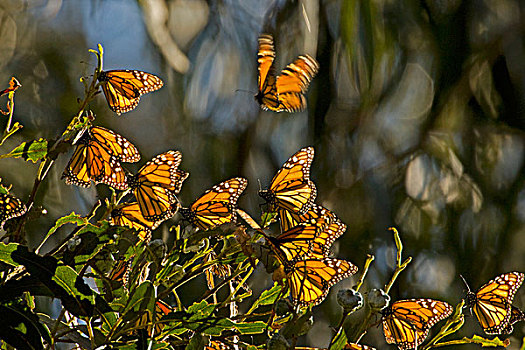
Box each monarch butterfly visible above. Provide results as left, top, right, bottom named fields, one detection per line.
left=255, top=34, right=319, bottom=113
left=382, top=298, right=453, bottom=349
left=259, top=147, right=316, bottom=215
left=462, top=272, right=524, bottom=334
left=281, top=257, right=357, bottom=306
left=179, top=177, right=248, bottom=231
left=0, top=193, right=26, bottom=230
left=108, top=256, right=134, bottom=285
left=98, top=69, right=163, bottom=115
left=128, top=151, right=188, bottom=221
left=205, top=340, right=231, bottom=350
left=267, top=219, right=346, bottom=262
left=135, top=299, right=172, bottom=336
left=62, top=126, right=140, bottom=190
left=278, top=203, right=342, bottom=233
left=110, top=202, right=161, bottom=242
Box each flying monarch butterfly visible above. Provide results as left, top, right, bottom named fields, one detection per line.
left=280, top=257, right=357, bottom=306
left=135, top=299, right=173, bottom=336
left=255, top=33, right=319, bottom=113
left=278, top=203, right=342, bottom=233
left=266, top=219, right=346, bottom=263
left=462, top=272, right=524, bottom=334
left=0, top=192, right=26, bottom=230
left=381, top=298, right=453, bottom=350
left=62, top=126, right=140, bottom=190
left=110, top=202, right=161, bottom=242
left=128, top=151, right=188, bottom=221
left=179, top=177, right=248, bottom=231
left=98, top=69, right=163, bottom=115
left=259, top=147, right=316, bottom=215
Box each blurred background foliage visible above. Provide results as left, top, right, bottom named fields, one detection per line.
left=0, top=0, right=524, bottom=348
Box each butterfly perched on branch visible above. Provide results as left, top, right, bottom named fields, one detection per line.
left=381, top=298, right=453, bottom=349
left=255, top=33, right=319, bottom=113
left=62, top=126, right=140, bottom=190
left=128, top=151, right=188, bottom=221
left=98, top=70, right=163, bottom=115
left=259, top=147, right=316, bottom=215
left=179, top=177, right=248, bottom=231
left=462, top=272, right=525, bottom=334
left=110, top=202, right=161, bottom=242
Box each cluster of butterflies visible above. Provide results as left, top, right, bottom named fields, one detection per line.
left=61, top=124, right=250, bottom=240
left=2, top=36, right=524, bottom=349
left=0, top=32, right=318, bottom=230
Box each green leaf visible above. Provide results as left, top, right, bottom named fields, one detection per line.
left=0, top=302, right=50, bottom=350
left=247, top=282, right=282, bottom=314
left=260, top=212, right=278, bottom=228
left=0, top=242, right=20, bottom=267
left=1, top=138, right=48, bottom=163
left=233, top=321, right=266, bottom=335
left=10, top=245, right=96, bottom=317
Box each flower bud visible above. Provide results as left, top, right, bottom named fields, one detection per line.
left=367, top=288, right=390, bottom=311
left=337, top=289, right=364, bottom=313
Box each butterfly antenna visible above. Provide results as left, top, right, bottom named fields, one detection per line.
left=459, top=274, right=471, bottom=293
left=235, top=88, right=255, bottom=94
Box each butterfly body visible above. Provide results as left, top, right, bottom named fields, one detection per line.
left=98, top=69, right=163, bottom=115
left=259, top=147, right=316, bottom=215
left=128, top=151, right=188, bottom=221
left=62, top=126, right=139, bottom=190
left=256, top=34, right=319, bottom=112
left=464, top=271, right=524, bottom=334
left=382, top=298, right=453, bottom=349
left=180, top=177, right=248, bottom=231
left=0, top=193, right=26, bottom=230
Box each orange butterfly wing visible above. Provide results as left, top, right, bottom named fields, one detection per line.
left=0, top=193, right=26, bottom=230
left=276, top=54, right=319, bottom=112
left=110, top=202, right=160, bottom=242
left=99, top=70, right=163, bottom=115
left=255, top=34, right=280, bottom=111
left=382, top=299, right=452, bottom=349
left=467, top=271, right=524, bottom=334
left=129, top=151, right=188, bottom=221
left=259, top=147, right=316, bottom=215
left=286, top=257, right=357, bottom=306
left=181, top=177, right=248, bottom=230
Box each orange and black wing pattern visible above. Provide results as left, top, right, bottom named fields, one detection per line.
left=465, top=271, right=524, bottom=334
left=110, top=202, right=160, bottom=242
left=255, top=34, right=319, bottom=112
left=278, top=203, right=340, bottom=232
left=285, top=257, right=357, bottom=306
left=275, top=53, right=319, bottom=112
left=62, top=126, right=140, bottom=190
left=128, top=150, right=188, bottom=221
left=255, top=34, right=279, bottom=111
left=268, top=218, right=346, bottom=262
left=98, top=69, right=163, bottom=115
left=180, top=177, right=248, bottom=231
left=0, top=193, right=26, bottom=230
left=382, top=299, right=453, bottom=349
left=259, top=147, right=316, bottom=215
